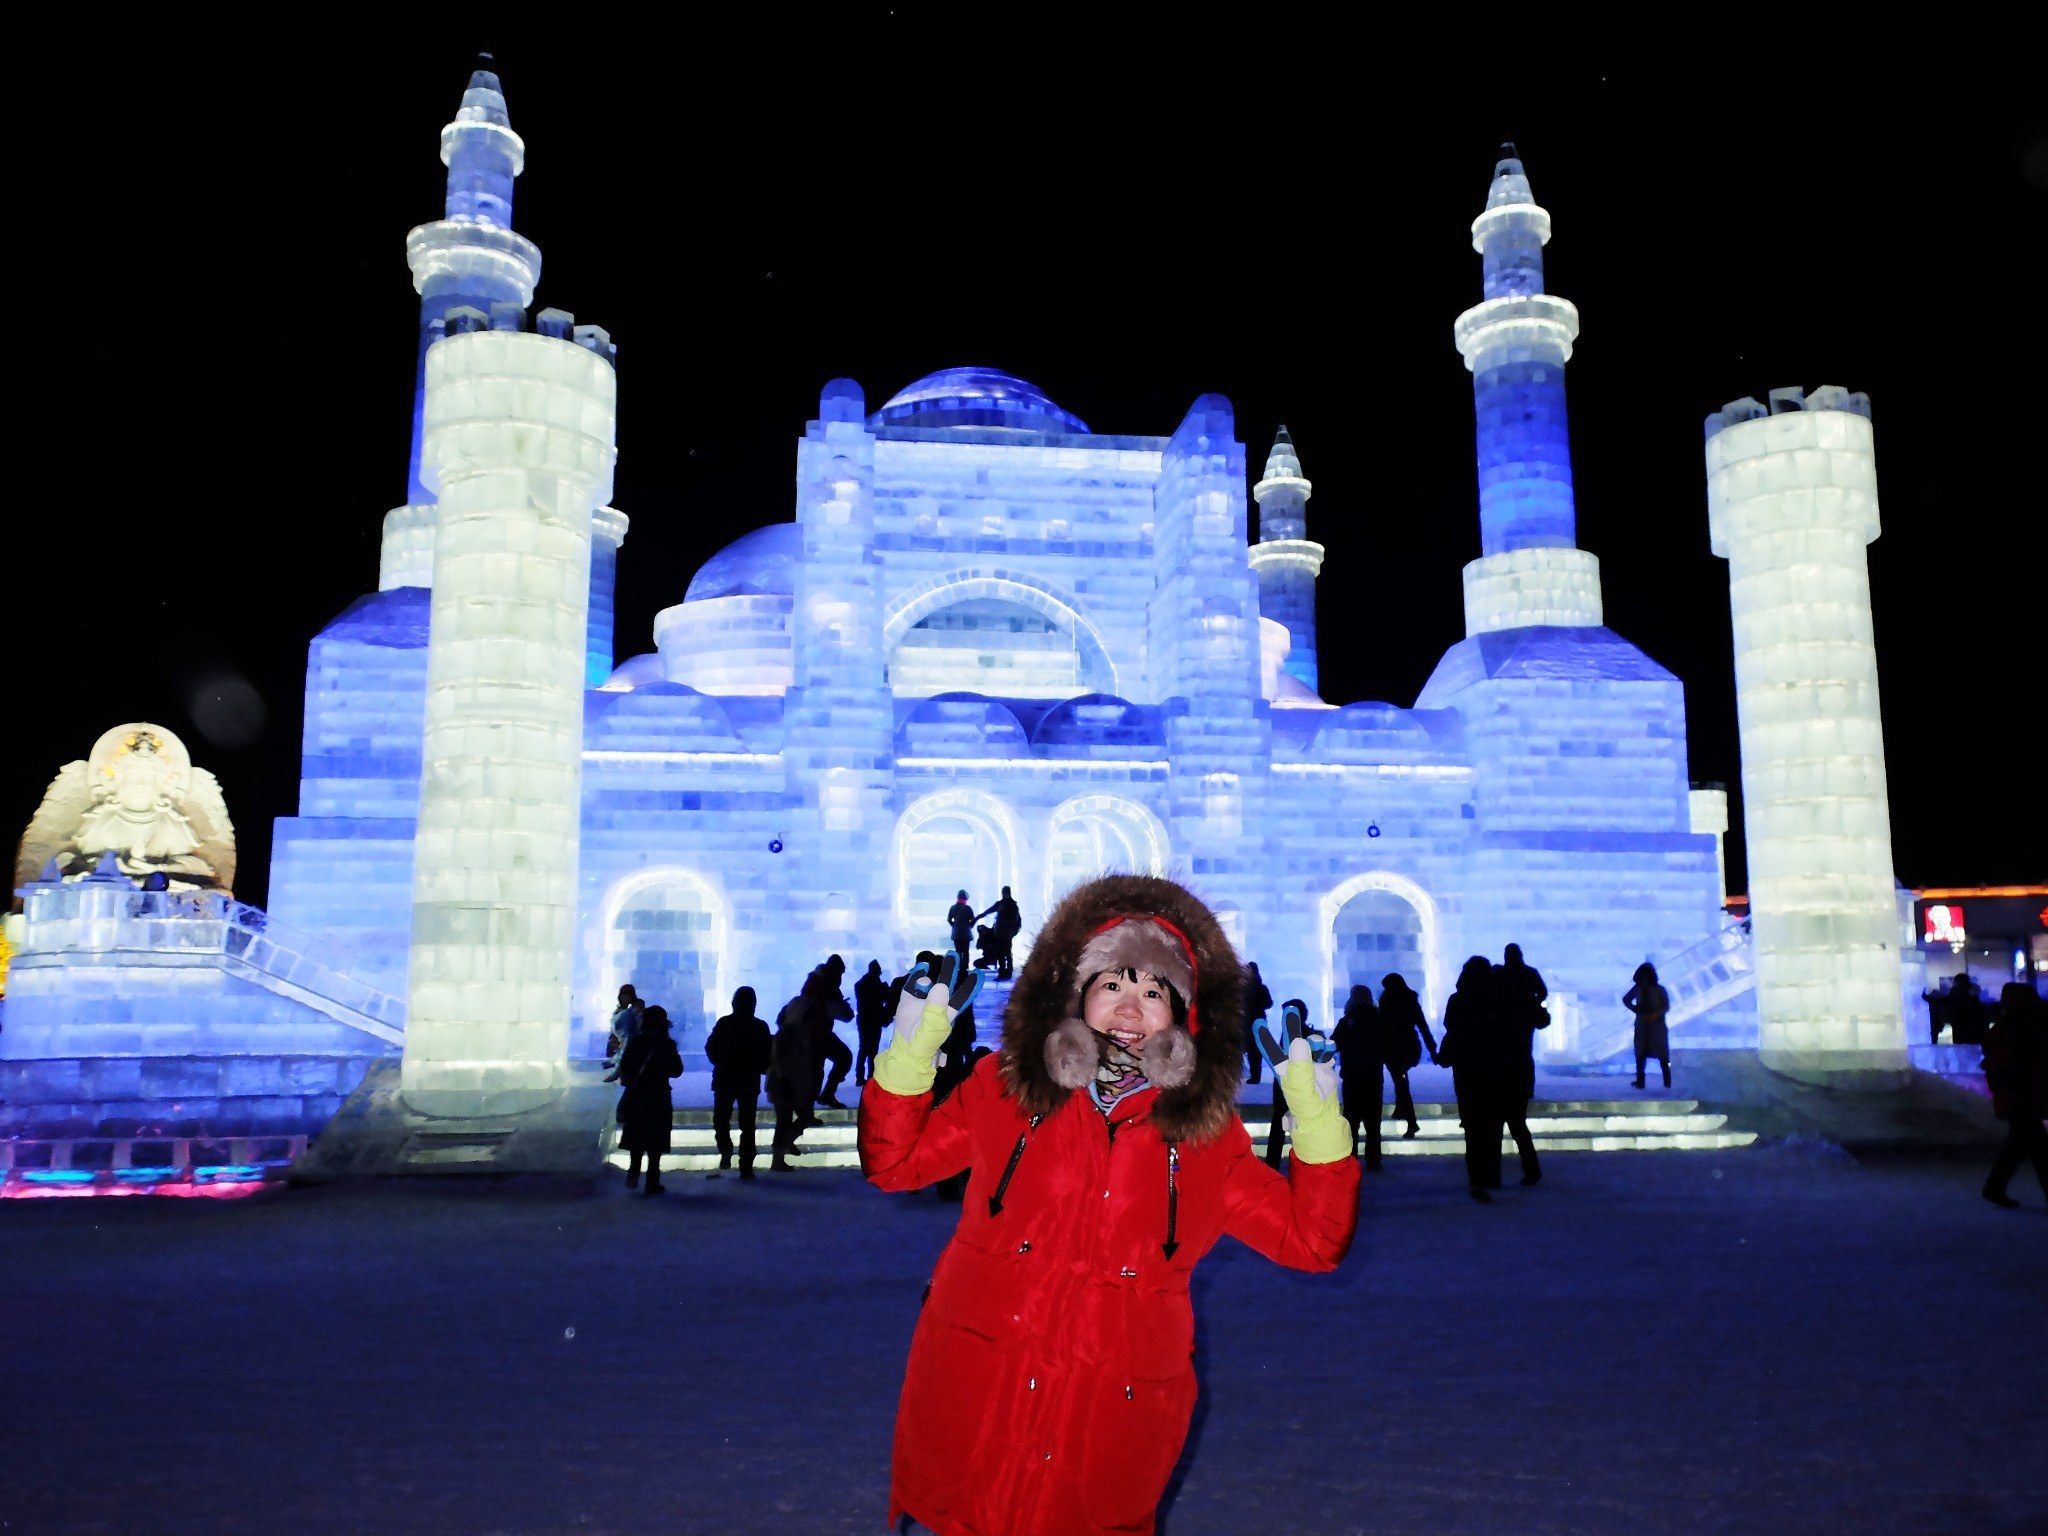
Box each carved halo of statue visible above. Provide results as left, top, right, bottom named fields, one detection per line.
left=13, top=722, right=235, bottom=898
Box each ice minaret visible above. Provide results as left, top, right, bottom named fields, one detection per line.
left=1706, top=386, right=1907, bottom=1084
left=1249, top=427, right=1323, bottom=692
left=379, top=70, right=627, bottom=686
left=1452, top=145, right=1603, bottom=636
left=400, top=318, right=618, bottom=1118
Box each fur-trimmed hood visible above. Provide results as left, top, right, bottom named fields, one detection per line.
left=999, top=874, right=1245, bottom=1143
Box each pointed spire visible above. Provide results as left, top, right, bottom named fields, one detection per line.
left=1486, top=141, right=1534, bottom=210
left=455, top=62, right=513, bottom=131
left=1262, top=424, right=1304, bottom=484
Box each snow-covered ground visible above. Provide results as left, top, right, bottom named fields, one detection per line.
left=3, top=1145, right=2040, bottom=1535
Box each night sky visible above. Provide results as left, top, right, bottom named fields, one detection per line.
left=14, top=27, right=2043, bottom=908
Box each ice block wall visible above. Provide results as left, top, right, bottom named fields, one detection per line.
left=401, top=322, right=618, bottom=1116
left=779, top=381, right=895, bottom=1002
left=1706, top=387, right=1906, bottom=1080
left=1452, top=147, right=1602, bottom=635
left=1248, top=426, right=1323, bottom=693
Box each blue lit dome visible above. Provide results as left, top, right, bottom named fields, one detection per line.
left=870, top=367, right=1090, bottom=435
left=684, top=523, right=801, bottom=603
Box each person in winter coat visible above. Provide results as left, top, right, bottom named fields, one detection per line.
left=1623, top=962, right=1673, bottom=1089
left=946, top=891, right=978, bottom=976
left=810, top=955, right=856, bottom=1109
left=1437, top=956, right=1503, bottom=1202
left=1331, top=985, right=1387, bottom=1167
left=705, top=986, right=772, bottom=1178
left=1376, top=973, right=1435, bottom=1134
left=976, top=886, right=1024, bottom=979
left=602, top=983, right=644, bottom=1083
left=1242, top=961, right=1273, bottom=1084
left=1492, top=963, right=1546, bottom=1189
left=860, top=874, right=1359, bottom=1536
left=854, top=960, right=892, bottom=1085
left=1981, top=982, right=2048, bottom=1208
left=767, top=989, right=818, bottom=1171
left=616, top=1005, right=683, bottom=1195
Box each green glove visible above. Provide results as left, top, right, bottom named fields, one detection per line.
left=1279, top=1037, right=1351, bottom=1165
left=871, top=980, right=960, bottom=1098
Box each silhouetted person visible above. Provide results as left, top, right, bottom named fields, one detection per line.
left=1981, top=982, right=2048, bottom=1209
left=1950, top=974, right=1989, bottom=1046
left=704, top=986, right=771, bottom=1178
left=1922, top=976, right=1954, bottom=1045
left=854, top=960, right=891, bottom=1085
left=1438, top=956, right=1502, bottom=1202
left=1377, top=973, right=1437, bottom=1138
left=617, top=1005, right=682, bottom=1195
left=767, top=988, right=816, bottom=1170
left=931, top=1003, right=980, bottom=1200
left=1332, top=985, right=1387, bottom=1168
left=1624, top=962, right=1673, bottom=1089
left=1492, top=953, right=1547, bottom=1186
left=1244, top=962, right=1274, bottom=1084
left=975, top=886, right=1022, bottom=978
left=946, top=890, right=976, bottom=976
left=603, top=984, right=644, bottom=1083
left=810, top=954, right=855, bottom=1108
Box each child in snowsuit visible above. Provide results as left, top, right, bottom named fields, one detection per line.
left=860, top=874, right=1359, bottom=1536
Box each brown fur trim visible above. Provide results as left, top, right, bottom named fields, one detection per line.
left=1140, top=1026, right=1196, bottom=1090
left=1070, top=920, right=1195, bottom=1017
left=1000, top=874, right=1245, bottom=1143
left=1043, top=1019, right=1098, bottom=1091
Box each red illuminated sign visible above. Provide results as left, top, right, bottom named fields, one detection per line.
left=1924, top=904, right=1965, bottom=946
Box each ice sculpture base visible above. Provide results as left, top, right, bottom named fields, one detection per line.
left=1758, top=1051, right=1914, bottom=1092
left=291, top=1060, right=612, bottom=1181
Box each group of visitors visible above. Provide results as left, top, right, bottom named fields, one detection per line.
left=944, top=886, right=1022, bottom=980
left=608, top=984, right=685, bottom=1195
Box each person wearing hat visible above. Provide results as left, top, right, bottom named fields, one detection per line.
left=860, top=874, right=1359, bottom=1536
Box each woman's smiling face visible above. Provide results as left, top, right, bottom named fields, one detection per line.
left=1083, top=967, right=1175, bottom=1053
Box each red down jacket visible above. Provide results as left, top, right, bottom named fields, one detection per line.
left=861, top=1062, right=1357, bottom=1533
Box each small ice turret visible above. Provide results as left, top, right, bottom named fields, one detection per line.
left=1249, top=426, right=1324, bottom=693
left=1706, top=386, right=1907, bottom=1084
left=1451, top=146, right=1603, bottom=635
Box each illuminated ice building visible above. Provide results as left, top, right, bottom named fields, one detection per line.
left=17, top=82, right=1867, bottom=1164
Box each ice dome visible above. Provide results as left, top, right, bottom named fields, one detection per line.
left=684, top=523, right=801, bottom=603
left=869, top=367, right=1090, bottom=435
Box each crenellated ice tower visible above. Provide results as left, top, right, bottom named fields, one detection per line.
left=1249, top=427, right=1323, bottom=693
left=1706, top=388, right=1907, bottom=1083
left=1452, top=146, right=1604, bottom=636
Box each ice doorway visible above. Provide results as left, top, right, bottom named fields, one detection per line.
left=893, top=791, right=1019, bottom=960
left=603, top=871, right=727, bottom=1055
left=1329, top=885, right=1427, bottom=1020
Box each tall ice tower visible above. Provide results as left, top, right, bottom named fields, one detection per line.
left=1249, top=426, right=1323, bottom=692
left=380, top=67, right=627, bottom=685
left=1452, top=146, right=1603, bottom=635
left=1706, top=387, right=1907, bottom=1083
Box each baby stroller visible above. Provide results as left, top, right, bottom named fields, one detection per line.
left=973, top=923, right=1000, bottom=970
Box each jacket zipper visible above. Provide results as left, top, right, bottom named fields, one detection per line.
left=1162, top=1142, right=1181, bottom=1259
left=986, top=1113, right=1042, bottom=1217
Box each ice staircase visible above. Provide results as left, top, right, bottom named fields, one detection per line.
left=8, top=879, right=406, bottom=1048
left=1554, top=919, right=1757, bottom=1066
left=609, top=1094, right=1753, bottom=1173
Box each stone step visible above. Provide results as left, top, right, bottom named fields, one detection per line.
left=667, top=1099, right=1705, bottom=1127
left=619, top=1102, right=1757, bottom=1173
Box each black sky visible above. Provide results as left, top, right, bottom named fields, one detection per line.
left=11, top=25, right=2044, bottom=908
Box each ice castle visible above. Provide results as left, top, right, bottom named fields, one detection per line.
left=11, top=71, right=1825, bottom=1153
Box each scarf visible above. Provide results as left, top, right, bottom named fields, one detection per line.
left=1090, top=1039, right=1151, bottom=1117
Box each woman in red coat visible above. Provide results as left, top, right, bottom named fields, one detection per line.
left=860, top=875, right=1360, bottom=1536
